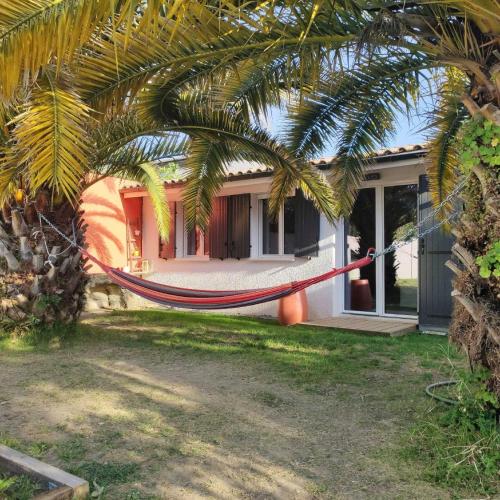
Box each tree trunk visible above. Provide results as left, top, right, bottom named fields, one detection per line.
left=0, top=198, right=88, bottom=332
left=448, top=120, right=500, bottom=396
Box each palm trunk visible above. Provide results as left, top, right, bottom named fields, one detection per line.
left=447, top=99, right=500, bottom=397
left=0, top=198, right=88, bottom=331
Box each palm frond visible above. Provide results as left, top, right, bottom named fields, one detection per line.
left=91, top=112, right=188, bottom=175
left=8, top=69, right=91, bottom=201
left=269, top=161, right=337, bottom=222
left=426, top=70, right=468, bottom=211
left=75, top=4, right=245, bottom=110
left=132, top=162, right=171, bottom=241
left=327, top=85, right=403, bottom=216
left=96, top=134, right=188, bottom=179
left=75, top=7, right=354, bottom=113
left=0, top=0, right=113, bottom=102
left=286, top=53, right=431, bottom=158
left=0, top=0, right=194, bottom=102
left=0, top=145, right=24, bottom=204
left=136, top=77, right=191, bottom=125
left=209, top=57, right=290, bottom=123
left=182, top=138, right=228, bottom=231
left=178, top=105, right=336, bottom=229
left=422, top=0, right=500, bottom=31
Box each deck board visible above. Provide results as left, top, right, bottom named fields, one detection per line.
left=302, top=314, right=417, bottom=336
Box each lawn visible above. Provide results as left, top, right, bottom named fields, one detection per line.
left=0, top=310, right=463, bottom=499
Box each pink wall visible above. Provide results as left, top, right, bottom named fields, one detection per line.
left=81, top=178, right=128, bottom=273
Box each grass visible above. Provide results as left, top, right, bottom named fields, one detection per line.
left=403, top=369, right=500, bottom=497
left=0, top=472, right=44, bottom=499
left=0, top=309, right=489, bottom=498
left=403, top=407, right=499, bottom=496
left=68, top=461, right=140, bottom=488
left=0, top=309, right=457, bottom=388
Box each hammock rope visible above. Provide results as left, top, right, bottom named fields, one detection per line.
left=36, top=188, right=461, bottom=310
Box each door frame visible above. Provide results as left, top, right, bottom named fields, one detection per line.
left=340, top=180, right=419, bottom=320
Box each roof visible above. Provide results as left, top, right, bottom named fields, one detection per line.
left=120, top=144, right=428, bottom=193
left=310, top=144, right=428, bottom=167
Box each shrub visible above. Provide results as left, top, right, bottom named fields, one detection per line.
left=404, top=369, right=499, bottom=496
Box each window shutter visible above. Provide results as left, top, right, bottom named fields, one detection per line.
left=159, top=201, right=176, bottom=259
left=294, top=190, right=320, bottom=257
left=123, top=197, right=143, bottom=257
left=209, top=196, right=228, bottom=259
left=228, top=194, right=251, bottom=259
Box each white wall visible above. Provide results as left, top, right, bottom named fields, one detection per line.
left=139, top=178, right=337, bottom=320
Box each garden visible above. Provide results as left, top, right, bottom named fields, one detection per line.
left=0, top=1, right=498, bottom=498
left=1, top=310, right=498, bottom=498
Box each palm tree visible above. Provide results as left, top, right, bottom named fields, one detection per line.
left=0, top=1, right=346, bottom=329
left=239, top=1, right=498, bottom=394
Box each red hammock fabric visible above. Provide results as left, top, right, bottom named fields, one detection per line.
left=83, top=250, right=375, bottom=310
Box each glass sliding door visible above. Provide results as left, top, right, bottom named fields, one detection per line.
left=344, top=188, right=376, bottom=312
left=384, top=184, right=418, bottom=315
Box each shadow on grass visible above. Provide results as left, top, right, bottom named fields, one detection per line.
left=1, top=309, right=459, bottom=387
left=0, top=309, right=467, bottom=498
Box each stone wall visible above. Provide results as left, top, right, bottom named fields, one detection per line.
left=84, top=274, right=148, bottom=311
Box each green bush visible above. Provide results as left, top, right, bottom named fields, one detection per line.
left=476, top=240, right=500, bottom=279
left=404, top=369, right=499, bottom=496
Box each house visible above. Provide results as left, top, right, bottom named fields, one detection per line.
left=82, top=145, right=454, bottom=332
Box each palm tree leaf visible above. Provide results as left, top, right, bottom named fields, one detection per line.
left=0, top=145, right=24, bottom=204
left=75, top=7, right=354, bottom=113
left=182, top=138, right=228, bottom=230
left=0, top=0, right=193, bottom=102
left=269, top=161, right=336, bottom=223
left=8, top=69, right=91, bottom=201
left=179, top=105, right=336, bottom=229
left=286, top=53, right=431, bottom=158
left=132, top=162, right=171, bottom=241
left=90, top=112, right=188, bottom=174
left=426, top=70, right=468, bottom=211
left=209, top=57, right=291, bottom=123
left=0, top=0, right=113, bottom=101
left=95, top=134, right=188, bottom=184
left=326, top=85, right=402, bottom=216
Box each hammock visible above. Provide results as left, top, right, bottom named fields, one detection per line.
left=84, top=250, right=375, bottom=310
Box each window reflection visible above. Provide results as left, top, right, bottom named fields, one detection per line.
left=384, top=184, right=418, bottom=315
left=344, top=188, right=376, bottom=312
left=261, top=199, right=279, bottom=254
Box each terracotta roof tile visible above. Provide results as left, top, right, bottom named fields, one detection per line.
left=120, top=144, right=427, bottom=192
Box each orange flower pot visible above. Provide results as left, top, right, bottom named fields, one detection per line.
left=278, top=289, right=308, bottom=326
left=350, top=279, right=373, bottom=311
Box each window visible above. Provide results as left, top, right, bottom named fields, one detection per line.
left=185, top=225, right=209, bottom=257
left=260, top=197, right=296, bottom=256
left=344, top=188, right=376, bottom=312
left=261, top=199, right=279, bottom=254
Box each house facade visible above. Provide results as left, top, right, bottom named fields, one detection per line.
left=82, top=145, right=454, bottom=332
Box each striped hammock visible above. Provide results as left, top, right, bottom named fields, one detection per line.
left=84, top=250, right=375, bottom=310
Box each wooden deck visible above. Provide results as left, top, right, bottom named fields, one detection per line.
left=302, top=314, right=418, bottom=336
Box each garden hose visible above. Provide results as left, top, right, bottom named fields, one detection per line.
left=425, top=380, right=459, bottom=405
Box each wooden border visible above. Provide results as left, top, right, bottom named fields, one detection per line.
left=0, top=444, right=89, bottom=499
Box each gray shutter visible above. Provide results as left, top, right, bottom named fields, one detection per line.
left=418, top=174, right=455, bottom=331
left=294, top=190, right=320, bottom=257
left=228, top=194, right=251, bottom=259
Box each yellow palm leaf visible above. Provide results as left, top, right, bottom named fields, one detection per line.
left=0, top=0, right=191, bottom=102
left=8, top=70, right=92, bottom=201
